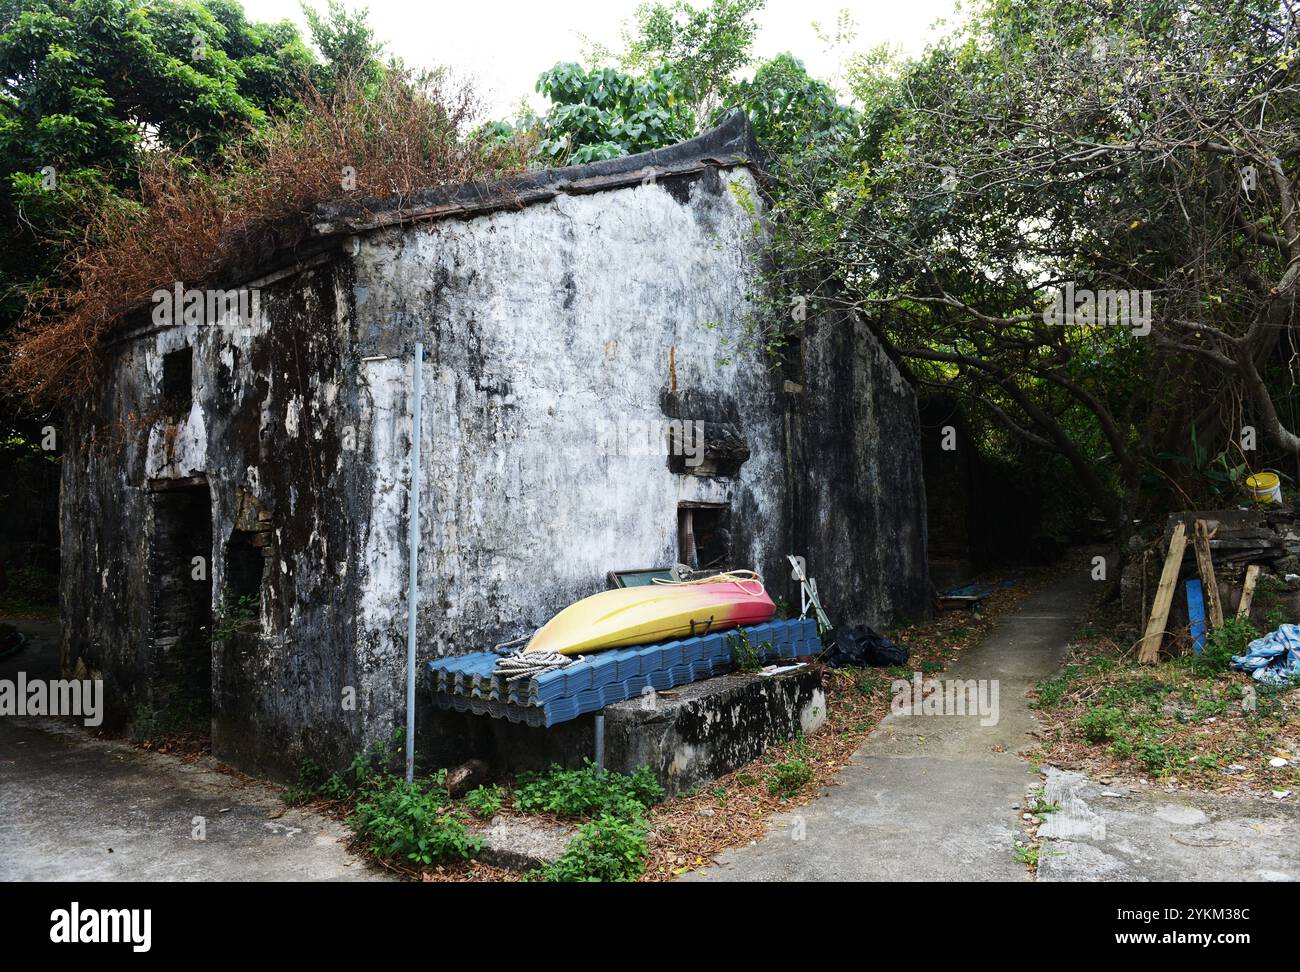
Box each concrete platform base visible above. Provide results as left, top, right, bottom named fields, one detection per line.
left=604, top=667, right=827, bottom=796
left=421, top=667, right=827, bottom=797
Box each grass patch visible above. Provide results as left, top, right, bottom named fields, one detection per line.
left=1031, top=598, right=1299, bottom=791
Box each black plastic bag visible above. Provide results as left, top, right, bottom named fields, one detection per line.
left=824, top=624, right=909, bottom=668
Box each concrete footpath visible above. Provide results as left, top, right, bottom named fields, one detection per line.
left=684, top=567, right=1300, bottom=882
left=0, top=619, right=386, bottom=881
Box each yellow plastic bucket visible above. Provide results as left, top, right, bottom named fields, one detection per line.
left=1245, top=471, right=1283, bottom=506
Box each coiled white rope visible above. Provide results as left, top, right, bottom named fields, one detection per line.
left=495, top=650, right=574, bottom=683
left=652, top=567, right=767, bottom=598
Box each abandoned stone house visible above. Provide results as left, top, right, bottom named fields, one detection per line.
left=60, top=114, right=930, bottom=777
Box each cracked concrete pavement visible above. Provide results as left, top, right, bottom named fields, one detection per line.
left=0, top=619, right=388, bottom=881
left=1037, top=769, right=1299, bottom=882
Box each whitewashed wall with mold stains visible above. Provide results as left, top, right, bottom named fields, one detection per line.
left=345, top=167, right=789, bottom=735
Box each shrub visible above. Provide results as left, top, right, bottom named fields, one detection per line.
left=347, top=728, right=408, bottom=787
left=283, top=758, right=328, bottom=805
left=1194, top=617, right=1259, bottom=676
left=513, top=762, right=663, bottom=819
left=319, top=772, right=352, bottom=800
left=349, top=778, right=481, bottom=866
left=768, top=758, right=813, bottom=798
left=464, top=784, right=505, bottom=819
left=537, top=815, right=649, bottom=882
left=1079, top=705, right=1128, bottom=744
left=4, top=69, right=529, bottom=408
left=0, top=565, right=59, bottom=614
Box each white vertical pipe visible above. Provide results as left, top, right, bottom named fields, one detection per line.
left=405, top=341, right=423, bottom=784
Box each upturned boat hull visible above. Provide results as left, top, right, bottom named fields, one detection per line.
left=525, top=580, right=777, bottom=656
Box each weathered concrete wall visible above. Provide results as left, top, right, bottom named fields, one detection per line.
left=60, top=260, right=374, bottom=776
left=793, top=314, right=931, bottom=627
left=347, top=165, right=790, bottom=759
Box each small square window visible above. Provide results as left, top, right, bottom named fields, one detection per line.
left=162, top=346, right=193, bottom=414
left=678, top=504, right=731, bottom=572
left=226, top=532, right=265, bottom=602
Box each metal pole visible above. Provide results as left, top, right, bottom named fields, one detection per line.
left=405, top=341, right=423, bottom=784
left=594, top=714, right=605, bottom=772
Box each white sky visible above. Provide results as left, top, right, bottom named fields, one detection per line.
left=239, top=0, right=964, bottom=118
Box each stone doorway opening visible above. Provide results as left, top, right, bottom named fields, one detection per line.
left=146, top=477, right=213, bottom=722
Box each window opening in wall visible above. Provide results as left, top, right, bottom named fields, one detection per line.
left=678, top=503, right=731, bottom=572
left=162, top=346, right=193, bottom=415
left=225, top=530, right=265, bottom=611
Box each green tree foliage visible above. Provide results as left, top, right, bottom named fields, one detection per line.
left=0, top=0, right=320, bottom=347
left=519, top=0, right=854, bottom=166
left=300, top=0, right=381, bottom=90
left=620, top=0, right=765, bottom=119
left=728, top=52, right=856, bottom=158
left=534, top=61, right=694, bottom=163
left=0, top=1, right=387, bottom=579
left=759, top=0, right=1300, bottom=527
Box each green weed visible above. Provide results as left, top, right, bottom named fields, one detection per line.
left=1079, top=705, right=1128, bottom=744
left=728, top=629, right=766, bottom=673
left=349, top=777, right=480, bottom=866
left=536, top=814, right=649, bottom=882
left=1191, top=617, right=1259, bottom=676
left=464, top=784, right=505, bottom=819
left=768, top=758, right=813, bottom=799
left=513, top=762, right=663, bottom=820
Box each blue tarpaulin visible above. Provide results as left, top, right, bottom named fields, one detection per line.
left=1231, top=623, right=1300, bottom=685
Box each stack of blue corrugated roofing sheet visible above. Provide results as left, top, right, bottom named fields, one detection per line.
left=427, top=618, right=821, bottom=727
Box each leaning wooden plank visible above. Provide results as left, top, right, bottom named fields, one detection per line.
left=1186, top=579, right=1207, bottom=654
left=1236, top=564, right=1261, bottom=620
left=1193, top=519, right=1224, bottom=630
left=1139, top=521, right=1188, bottom=663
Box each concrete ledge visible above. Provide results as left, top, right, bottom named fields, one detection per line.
left=473, top=815, right=576, bottom=872
left=604, top=667, right=827, bottom=796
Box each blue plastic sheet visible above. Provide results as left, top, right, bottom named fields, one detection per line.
left=1231, top=623, right=1300, bottom=685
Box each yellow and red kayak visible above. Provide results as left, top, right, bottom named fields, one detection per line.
left=526, top=579, right=776, bottom=656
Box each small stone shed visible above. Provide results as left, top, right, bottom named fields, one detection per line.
left=60, top=114, right=930, bottom=777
